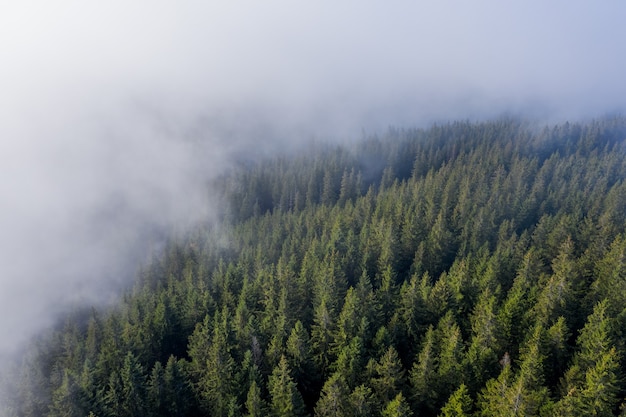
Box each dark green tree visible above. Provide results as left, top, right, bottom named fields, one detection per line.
left=314, top=372, right=350, bottom=417
left=188, top=312, right=237, bottom=417
left=370, top=346, right=406, bottom=410
left=410, top=326, right=437, bottom=413
left=244, top=381, right=266, bottom=417
left=439, top=384, right=472, bottom=417
left=49, top=370, right=82, bottom=417
left=381, top=392, right=413, bottom=417
left=268, top=355, right=308, bottom=417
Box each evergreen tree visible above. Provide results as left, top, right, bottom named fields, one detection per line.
left=245, top=381, right=266, bottom=417
left=162, top=355, right=192, bottom=416
left=410, top=326, right=437, bottom=413
left=465, top=288, right=501, bottom=392
left=370, top=346, right=406, bottom=409
left=314, top=372, right=350, bottom=417
left=348, top=385, right=374, bottom=417
left=49, top=370, right=82, bottom=417
left=147, top=361, right=164, bottom=417
left=530, top=238, right=577, bottom=328
left=554, top=301, right=621, bottom=416
left=268, top=356, right=308, bottom=417
left=435, top=313, right=465, bottom=401
left=119, top=352, right=147, bottom=417
left=439, top=384, right=472, bottom=417
left=311, top=298, right=335, bottom=375
left=478, top=327, right=550, bottom=416
left=333, top=336, right=365, bottom=389
left=188, top=311, right=237, bottom=417
left=381, top=392, right=413, bottom=417
left=286, top=320, right=313, bottom=381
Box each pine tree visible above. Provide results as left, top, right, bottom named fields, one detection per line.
left=578, top=347, right=620, bottom=416
left=49, top=370, right=82, bottom=417
left=591, top=234, right=626, bottom=317
left=333, top=336, right=365, bottom=389
left=399, top=273, right=430, bottom=341
left=497, top=250, right=538, bottom=353
left=554, top=301, right=621, bottom=416
left=439, top=384, right=472, bottom=417
left=333, top=287, right=363, bottom=353
left=285, top=320, right=316, bottom=406
left=188, top=312, right=237, bottom=417
left=103, top=371, right=123, bottom=417
left=315, top=372, right=350, bottom=417
left=435, top=313, right=464, bottom=402
left=348, top=385, right=374, bottom=417
left=530, top=238, right=576, bottom=328
left=476, top=363, right=513, bottom=417
left=382, top=392, right=413, bottom=417
left=118, top=352, right=147, bottom=417
left=370, top=346, right=406, bottom=409
left=465, top=287, right=501, bottom=389
left=245, top=381, right=265, bottom=417
left=477, top=327, right=550, bottom=416
left=268, top=356, right=308, bottom=417
left=286, top=320, right=313, bottom=381
left=162, top=355, right=192, bottom=416
left=311, top=298, right=335, bottom=375
left=410, top=326, right=437, bottom=413
left=147, top=361, right=164, bottom=417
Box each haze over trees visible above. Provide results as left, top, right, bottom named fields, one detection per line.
left=5, top=117, right=626, bottom=416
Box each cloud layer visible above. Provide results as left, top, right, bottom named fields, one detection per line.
left=0, top=0, right=625, bottom=361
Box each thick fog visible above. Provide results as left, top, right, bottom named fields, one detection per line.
left=1, top=0, right=625, bottom=370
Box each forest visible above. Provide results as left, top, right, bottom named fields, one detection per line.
left=4, top=117, right=626, bottom=416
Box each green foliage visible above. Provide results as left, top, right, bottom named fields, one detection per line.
left=314, top=372, right=350, bottom=417
left=410, top=326, right=438, bottom=412
left=382, top=392, right=413, bottom=417
left=348, top=384, right=374, bottom=417
left=49, top=370, right=82, bottom=417
left=268, top=356, right=308, bottom=417
left=188, top=311, right=237, bottom=416
left=11, top=117, right=626, bottom=416
left=439, top=383, right=473, bottom=417
left=554, top=301, right=621, bottom=416
left=245, top=380, right=265, bottom=417
left=370, top=346, right=406, bottom=409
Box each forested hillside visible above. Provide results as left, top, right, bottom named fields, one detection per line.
left=6, top=118, right=626, bottom=416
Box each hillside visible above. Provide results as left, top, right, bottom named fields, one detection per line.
left=6, top=117, right=626, bottom=416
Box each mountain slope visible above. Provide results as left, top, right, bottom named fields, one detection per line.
left=7, top=117, right=626, bottom=417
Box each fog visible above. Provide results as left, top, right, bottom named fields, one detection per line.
left=1, top=0, right=625, bottom=377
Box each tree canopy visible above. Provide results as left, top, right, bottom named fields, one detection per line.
left=7, top=117, right=626, bottom=416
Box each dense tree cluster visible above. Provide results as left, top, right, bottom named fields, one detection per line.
left=6, top=117, right=626, bottom=416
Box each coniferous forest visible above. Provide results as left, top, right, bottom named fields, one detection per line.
left=6, top=117, right=626, bottom=416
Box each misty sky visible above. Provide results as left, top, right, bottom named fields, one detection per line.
left=1, top=0, right=626, bottom=360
